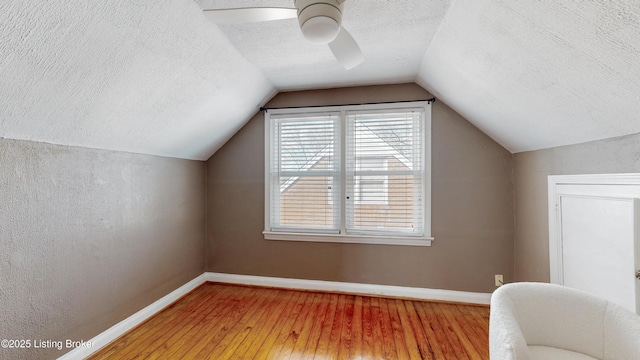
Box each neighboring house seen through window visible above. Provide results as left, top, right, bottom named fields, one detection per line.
left=264, top=101, right=432, bottom=246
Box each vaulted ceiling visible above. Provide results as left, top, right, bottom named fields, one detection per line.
left=2, top=0, right=639, bottom=160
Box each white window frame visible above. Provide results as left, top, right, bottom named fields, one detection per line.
left=263, top=101, right=433, bottom=246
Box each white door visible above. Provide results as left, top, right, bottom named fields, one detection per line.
left=559, top=195, right=638, bottom=312
left=549, top=174, right=640, bottom=314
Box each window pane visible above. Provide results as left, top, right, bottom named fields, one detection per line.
left=277, top=117, right=335, bottom=174
left=279, top=175, right=336, bottom=228
left=270, top=114, right=339, bottom=231
left=354, top=157, right=388, bottom=205
left=346, top=109, right=424, bottom=235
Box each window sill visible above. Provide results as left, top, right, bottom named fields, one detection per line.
left=263, top=231, right=433, bottom=247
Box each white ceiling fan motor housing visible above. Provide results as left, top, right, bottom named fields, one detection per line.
left=295, top=0, right=343, bottom=44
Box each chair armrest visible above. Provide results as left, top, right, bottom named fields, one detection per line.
left=490, top=288, right=531, bottom=359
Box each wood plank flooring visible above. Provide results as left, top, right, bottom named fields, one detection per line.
left=88, top=283, right=490, bottom=359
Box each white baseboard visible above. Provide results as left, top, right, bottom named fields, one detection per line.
left=60, top=272, right=490, bottom=359
left=57, top=273, right=208, bottom=360
left=205, top=272, right=492, bottom=305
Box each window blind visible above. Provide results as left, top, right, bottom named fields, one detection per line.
left=265, top=101, right=430, bottom=245
left=345, top=109, right=424, bottom=236
left=269, top=113, right=340, bottom=232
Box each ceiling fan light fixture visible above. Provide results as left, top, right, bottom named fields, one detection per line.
left=296, top=1, right=343, bottom=44
left=301, top=16, right=340, bottom=44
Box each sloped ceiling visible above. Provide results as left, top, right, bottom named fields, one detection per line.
left=418, top=0, right=640, bottom=152
left=2, top=0, right=640, bottom=160
left=0, top=0, right=272, bottom=160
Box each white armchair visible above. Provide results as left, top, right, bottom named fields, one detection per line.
left=489, top=282, right=640, bottom=360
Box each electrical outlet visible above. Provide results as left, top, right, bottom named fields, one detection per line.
left=495, top=274, right=504, bottom=287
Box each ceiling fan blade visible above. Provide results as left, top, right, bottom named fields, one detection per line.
left=203, top=7, right=297, bottom=24
left=328, top=27, right=364, bottom=70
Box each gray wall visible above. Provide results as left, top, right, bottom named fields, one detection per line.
left=0, top=138, right=205, bottom=360
left=206, top=83, right=514, bottom=293
left=514, top=132, right=640, bottom=282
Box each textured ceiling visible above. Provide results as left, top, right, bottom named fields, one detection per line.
left=2, top=0, right=640, bottom=160
left=0, top=0, right=272, bottom=160
left=417, top=0, right=640, bottom=152
left=198, top=0, right=451, bottom=90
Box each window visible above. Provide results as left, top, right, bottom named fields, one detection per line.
left=264, top=101, right=432, bottom=246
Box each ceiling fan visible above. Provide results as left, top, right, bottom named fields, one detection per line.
left=202, top=0, right=365, bottom=70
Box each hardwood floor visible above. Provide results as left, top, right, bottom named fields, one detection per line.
left=89, top=283, right=490, bottom=359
